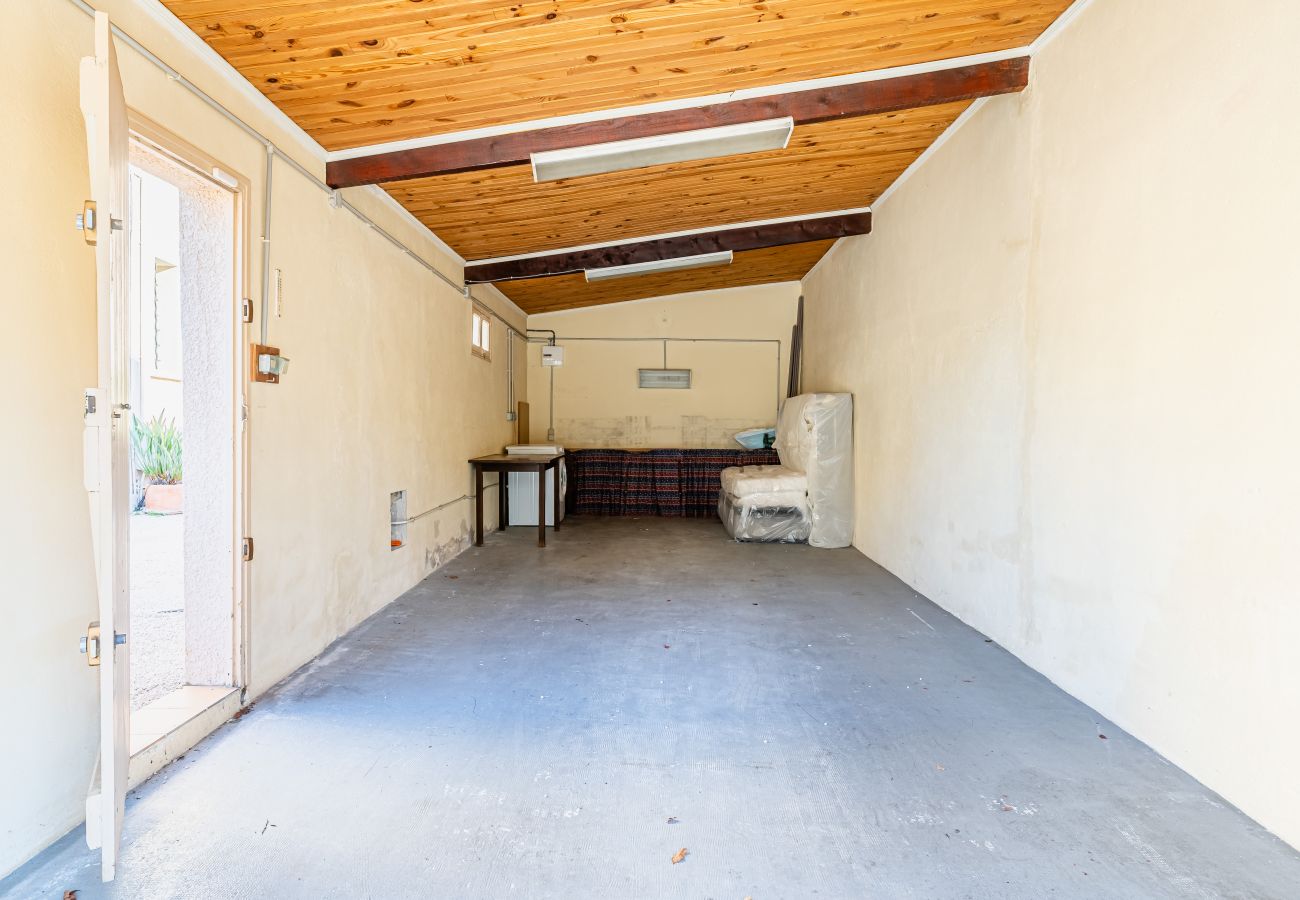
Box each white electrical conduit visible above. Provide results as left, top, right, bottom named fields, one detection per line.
left=63, top=0, right=523, bottom=342
left=537, top=336, right=784, bottom=422
left=66, top=0, right=522, bottom=530
left=390, top=484, right=497, bottom=527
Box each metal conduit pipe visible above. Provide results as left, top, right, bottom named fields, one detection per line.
left=524, top=330, right=558, bottom=440
left=66, top=0, right=525, bottom=529
left=64, top=0, right=523, bottom=341
left=259, top=145, right=273, bottom=345
left=538, top=337, right=785, bottom=423
left=505, top=329, right=515, bottom=419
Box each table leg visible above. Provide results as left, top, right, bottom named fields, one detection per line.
left=498, top=471, right=508, bottom=531
left=537, top=464, right=546, bottom=548
left=553, top=460, right=561, bottom=532
left=474, top=465, right=484, bottom=547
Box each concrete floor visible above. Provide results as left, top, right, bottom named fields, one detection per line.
left=129, top=513, right=185, bottom=710
left=6, top=517, right=1299, bottom=898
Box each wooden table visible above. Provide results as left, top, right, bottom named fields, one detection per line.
left=468, top=453, right=564, bottom=547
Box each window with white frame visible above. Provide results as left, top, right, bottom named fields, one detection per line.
left=471, top=305, right=491, bottom=360
left=153, top=258, right=182, bottom=378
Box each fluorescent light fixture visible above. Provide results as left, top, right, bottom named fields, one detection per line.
left=531, top=117, right=794, bottom=182
left=639, top=369, right=692, bottom=390
left=584, top=251, right=733, bottom=283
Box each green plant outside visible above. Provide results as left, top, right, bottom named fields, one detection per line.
left=131, top=412, right=183, bottom=485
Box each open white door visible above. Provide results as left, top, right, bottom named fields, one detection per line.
left=79, top=11, right=131, bottom=883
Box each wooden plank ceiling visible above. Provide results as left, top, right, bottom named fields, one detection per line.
left=502, top=242, right=837, bottom=314
left=163, top=0, right=1072, bottom=311
left=387, top=101, right=971, bottom=260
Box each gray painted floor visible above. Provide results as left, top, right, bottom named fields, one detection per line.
left=6, top=517, right=1299, bottom=899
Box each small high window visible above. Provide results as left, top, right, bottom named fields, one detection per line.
left=471, top=305, right=491, bottom=360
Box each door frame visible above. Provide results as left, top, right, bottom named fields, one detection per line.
left=125, top=112, right=252, bottom=696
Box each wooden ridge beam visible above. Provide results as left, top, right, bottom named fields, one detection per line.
left=326, top=58, right=1030, bottom=189
left=464, top=212, right=872, bottom=284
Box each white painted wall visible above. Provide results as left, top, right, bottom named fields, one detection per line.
left=526, top=283, right=799, bottom=447
left=0, top=0, right=100, bottom=876
left=0, top=0, right=526, bottom=877
left=801, top=0, right=1300, bottom=849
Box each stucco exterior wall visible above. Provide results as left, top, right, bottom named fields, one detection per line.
left=800, top=0, right=1300, bottom=849
left=174, top=157, right=235, bottom=686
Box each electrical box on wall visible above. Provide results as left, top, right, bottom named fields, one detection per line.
left=541, top=345, right=564, bottom=367
left=250, top=343, right=288, bottom=384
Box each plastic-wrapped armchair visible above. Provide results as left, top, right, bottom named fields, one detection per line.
left=719, top=393, right=853, bottom=548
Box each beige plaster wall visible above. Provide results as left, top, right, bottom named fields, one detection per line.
left=0, top=0, right=525, bottom=876
left=526, top=284, right=799, bottom=447
left=800, top=0, right=1300, bottom=849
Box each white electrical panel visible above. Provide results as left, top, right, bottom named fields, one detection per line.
left=541, top=345, right=564, bottom=367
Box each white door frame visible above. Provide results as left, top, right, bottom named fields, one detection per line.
left=127, top=112, right=253, bottom=697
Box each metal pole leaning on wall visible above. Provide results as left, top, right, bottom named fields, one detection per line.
left=64, top=0, right=523, bottom=341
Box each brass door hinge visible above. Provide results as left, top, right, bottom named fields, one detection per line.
left=80, top=622, right=101, bottom=666
left=79, top=622, right=125, bottom=666
left=76, top=200, right=98, bottom=245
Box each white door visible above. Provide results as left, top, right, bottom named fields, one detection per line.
left=79, top=10, right=132, bottom=883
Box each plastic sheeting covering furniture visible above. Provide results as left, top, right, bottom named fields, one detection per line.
left=719, top=393, right=853, bottom=547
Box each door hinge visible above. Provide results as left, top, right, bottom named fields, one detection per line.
left=76, top=200, right=97, bottom=245
left=242, top=298, right=254, bottom=324
left=79, top=622, right=125, bottom=667
left=242, top=537, right=254, bottom=561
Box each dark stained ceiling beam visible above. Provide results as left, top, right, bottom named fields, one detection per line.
left=327, top=58, right=1030, bottom=189
left=463, top=211, right=872, bottom=284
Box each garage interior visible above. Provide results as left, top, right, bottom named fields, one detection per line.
left=3, top=0, right=1299, bottom=897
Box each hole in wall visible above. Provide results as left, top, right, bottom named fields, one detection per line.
left=390, top=490, right=407, bottom=550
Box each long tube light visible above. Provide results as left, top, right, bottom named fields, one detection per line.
left=532, top=117, right=794, bottom=182
left=584, top=251, right=734, bottom=282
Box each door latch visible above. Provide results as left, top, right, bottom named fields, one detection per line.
left=79, top=622, right=125, bottom=667
left=242, top=537, right=254, bottom=561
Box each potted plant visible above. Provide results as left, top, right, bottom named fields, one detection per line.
left=131, top=413, right=183, bottom=513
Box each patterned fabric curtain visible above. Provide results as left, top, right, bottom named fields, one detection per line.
left=567, top=448, right=780, bottom=518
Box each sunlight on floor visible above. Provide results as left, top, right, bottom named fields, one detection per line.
left=129, top=513, right=184, bottom=711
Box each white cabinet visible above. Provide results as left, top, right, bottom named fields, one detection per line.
left=507, top=462, right=566, bottom=526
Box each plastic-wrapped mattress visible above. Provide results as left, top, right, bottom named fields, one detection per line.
left=719, top=464, right=806, bottom=497
left=717, top=393, right=854, bottom=547
left=718, top=490, right=812, bottom=543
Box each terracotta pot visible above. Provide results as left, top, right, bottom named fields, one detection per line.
left=144, top=483, right=184, bottom=513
